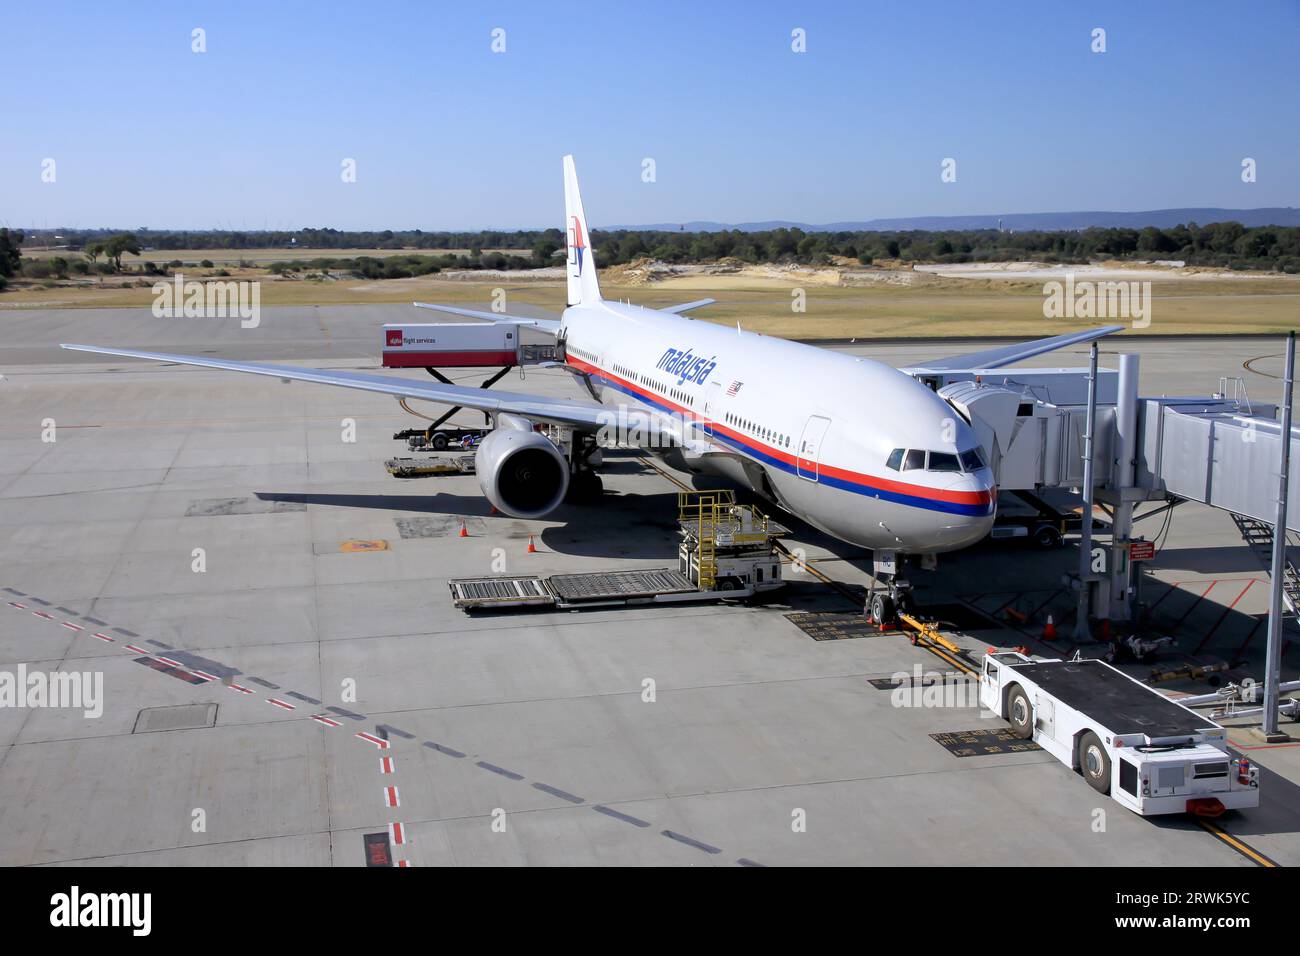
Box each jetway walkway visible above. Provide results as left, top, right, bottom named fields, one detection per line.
left=925, top=358, right=1299, bottom=625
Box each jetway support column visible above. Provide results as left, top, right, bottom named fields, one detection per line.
left=1106, top=353, right=1141, bottom=623
left=1073, top=343, right=1100, bottom=640
left=1260, top=332, right=1295, bottom=741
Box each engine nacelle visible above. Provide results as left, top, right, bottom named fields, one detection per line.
left=475, top=419, right=569, bottom=518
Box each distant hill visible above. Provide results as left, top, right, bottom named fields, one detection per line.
left=608, top=208, right=1300, bottom=233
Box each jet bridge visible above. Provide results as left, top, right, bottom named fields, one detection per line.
left=922, top=358, right=1298, bottom=625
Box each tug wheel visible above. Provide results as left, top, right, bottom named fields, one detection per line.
left=1079, top=730, right=1111, bottom=794
left=1008, top=686, right=1034, bottom=739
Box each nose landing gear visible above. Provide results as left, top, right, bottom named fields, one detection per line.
left=867, top=581, right=915, bottom=627
left=866, top=550, right=917, bottom=627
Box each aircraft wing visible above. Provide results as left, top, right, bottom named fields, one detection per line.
left=902, top=324, right=1125, bottom=373
left=411, top=301, right=561, bottom=335
left=59, top=344, right=673, bottom=437
left=661, top=298, right=716, bottom=315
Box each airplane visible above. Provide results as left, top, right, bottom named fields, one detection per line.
left=63, top=156, right=1122, bottom=623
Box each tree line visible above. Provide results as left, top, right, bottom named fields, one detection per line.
left=10, top=220, right=1300, bottom=284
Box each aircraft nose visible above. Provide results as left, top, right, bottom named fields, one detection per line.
left=937, top=471, right=997, bottom=550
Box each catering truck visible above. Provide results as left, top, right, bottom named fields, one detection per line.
left=381, top=322, right=521, bottom=368
left=980, top=651, right=1259, bottom=817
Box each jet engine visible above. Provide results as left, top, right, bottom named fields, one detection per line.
left=475, top=415, right=569, bottom=518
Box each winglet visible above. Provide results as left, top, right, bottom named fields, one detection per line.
left=563, top=155, right=602, bottom=307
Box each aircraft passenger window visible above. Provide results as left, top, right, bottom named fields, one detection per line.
left=903, top=449, right=926, bottom=470
left=886, top=448, right=904, bottom=471
left=929, top=452, right=961, bottom=472
left=959, top=448, right=986, bottom=471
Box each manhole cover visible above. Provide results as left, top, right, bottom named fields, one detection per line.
left=134, top=703, right=218, bottom=734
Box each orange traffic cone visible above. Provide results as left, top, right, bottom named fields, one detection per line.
left=1043, top=614, right=1057, bottom=641
left=459, top=520, right=468, bottom=538
left=526, top=535, right=537, bottom=553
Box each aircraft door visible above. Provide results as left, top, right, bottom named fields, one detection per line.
left=702, top=380, right=721, bottom=437
left=796, top=415, right=832, bottom=480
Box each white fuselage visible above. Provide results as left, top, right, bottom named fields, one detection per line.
left=559, top=299, right=997, bottom=553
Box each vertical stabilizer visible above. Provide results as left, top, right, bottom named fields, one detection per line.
left=563, top=155, right=602, bottom=307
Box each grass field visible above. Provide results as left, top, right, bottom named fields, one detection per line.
left=6, top=256, right=1298, bottom=339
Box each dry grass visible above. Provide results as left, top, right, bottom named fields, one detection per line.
left=5, top=266, right=1298, bottom=339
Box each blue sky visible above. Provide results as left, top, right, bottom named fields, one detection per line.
left=3, top=0, right=1297, bottom=230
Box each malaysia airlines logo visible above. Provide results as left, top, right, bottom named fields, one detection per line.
left=569, top=215, right=586, bottom=274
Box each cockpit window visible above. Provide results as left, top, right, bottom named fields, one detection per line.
left=886, top=448, right=904, bottom=471
left=960, top=447, right=987, bottom=471
left=903, top=449, right=926, bottom=470
left=928, top=452, right=961, bottom=472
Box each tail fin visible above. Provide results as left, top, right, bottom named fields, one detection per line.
left=563, top=155, right=602, bottom=307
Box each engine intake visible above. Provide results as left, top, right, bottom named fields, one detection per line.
left=475, top=423, right=569, bottom=518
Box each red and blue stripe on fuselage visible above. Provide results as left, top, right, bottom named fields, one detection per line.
left=565, top=354, right=995, bottom=518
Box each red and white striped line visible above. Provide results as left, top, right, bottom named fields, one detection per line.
left=14, top=592, right=435, bottom=862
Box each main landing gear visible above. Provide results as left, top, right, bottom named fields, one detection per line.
left=560, top=430, right=605, bottom=505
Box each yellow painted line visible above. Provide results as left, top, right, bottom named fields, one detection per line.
left=649, top=439, right=1281, bottom=866
left=1197, top=819, right=1278, bottom=867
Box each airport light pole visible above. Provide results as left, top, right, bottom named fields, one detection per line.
left=1074, top=341, right=1100, bottom=641
left=1262, top=331, right=1295, bottom=739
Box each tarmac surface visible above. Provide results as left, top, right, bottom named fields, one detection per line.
left=0, top=305, right=1297, bottom=866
